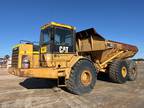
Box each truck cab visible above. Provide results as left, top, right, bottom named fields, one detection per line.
left=39, top=22, right=76, bottom=67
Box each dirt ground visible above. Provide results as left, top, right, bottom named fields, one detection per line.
left=0, top=64, right=144, bottom=108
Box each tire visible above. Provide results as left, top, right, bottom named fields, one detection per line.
left=109, top=60, right=128, bottom=83
left=66, top=59, right=97, bottom=95
left=126, top=60, right=137, bottom=81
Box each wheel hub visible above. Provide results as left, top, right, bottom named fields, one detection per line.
left=81, top=70, right=92, bottom=86
left=121, top=66, right=127, bottom=78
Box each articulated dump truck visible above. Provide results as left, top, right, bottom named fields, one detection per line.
left=9, top=22, right=138, bottom=95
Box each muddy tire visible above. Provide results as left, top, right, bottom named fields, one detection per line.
left=109, top=60, right=128, bottom=83
left=126, top=60, right=137, bottom=81
left=66, top=59, right=97, bottom=95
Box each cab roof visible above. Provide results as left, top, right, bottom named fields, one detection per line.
left=41, top=22, right=76, bottom=30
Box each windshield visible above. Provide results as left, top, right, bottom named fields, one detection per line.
left=53, top=27, right=74, bottom=53
left=55, top=27, right=73, bottom=46
left=40, top=28, right=51, bottom=45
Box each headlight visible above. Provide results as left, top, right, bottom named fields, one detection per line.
left=22, top=55, right=30, bottom=68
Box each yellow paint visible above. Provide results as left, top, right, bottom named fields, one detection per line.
left=12, top=44, right=22, bottom=49
left=80, top=70, right=92, bottom=86
left=32, top=54, right=39, bottom=68
left=8, top=67, right=68, bottom=79
left=41, top=22, right=76, bottom=30
left=121, top=66, right=127, bottom=78
left=41, top=46, right=47, bottom=53
left=19, top=51, right=39, bottom=55
left=99, top=51, right=124, bottom=68
left=33, top=51, right=39, bottom=54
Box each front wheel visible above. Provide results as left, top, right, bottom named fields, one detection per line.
left=66, top=59, right=97, bottom=95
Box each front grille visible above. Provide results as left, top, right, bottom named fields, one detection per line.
left=12, top=47, right=19, bottom=67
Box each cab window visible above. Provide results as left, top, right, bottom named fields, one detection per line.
left=40, top=28, right=51, bottom=45
left=55, top=27, right=73, bottom=46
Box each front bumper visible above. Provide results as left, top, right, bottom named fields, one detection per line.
left=8, top=67, right=67, bottom=79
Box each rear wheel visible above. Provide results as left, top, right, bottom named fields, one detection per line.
left=66, top=59, right=97, bottom=95
left=126, top=60, right=137, bottom=81
left=109, top=60, right=128, bottom=83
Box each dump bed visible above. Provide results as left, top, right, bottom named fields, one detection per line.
left=76, top=28, right=138, bottom=63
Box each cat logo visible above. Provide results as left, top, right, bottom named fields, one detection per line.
left=59, top=46, right=69, bottom=53
left=41, top=46, right=47, bottom=53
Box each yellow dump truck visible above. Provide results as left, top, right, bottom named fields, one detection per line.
left=9, top=22, right=138, bottom=95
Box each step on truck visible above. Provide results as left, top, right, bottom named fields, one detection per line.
left=9, top=22, right=138, bottom=95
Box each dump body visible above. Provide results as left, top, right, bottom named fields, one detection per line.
left=76, top=28, right=138, bottom=69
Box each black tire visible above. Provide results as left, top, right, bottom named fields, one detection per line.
left=109, top=60, right=128, bottom=83
left=126, top=60, right=137, bottom=81
left=66, top=59, right=97, bottom=95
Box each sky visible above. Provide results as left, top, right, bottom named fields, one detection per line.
left=0, top=0, right=143, bottom=58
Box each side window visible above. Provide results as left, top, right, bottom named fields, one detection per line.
left=40, top=28, right=51, bottom=45
left=43, top=32, right=50, bottom=44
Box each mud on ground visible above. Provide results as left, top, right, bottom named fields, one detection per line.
left=0, top=64, right=144, bottom=108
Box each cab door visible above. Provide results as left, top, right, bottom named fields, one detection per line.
left=52, top=27, right=75, bottom=54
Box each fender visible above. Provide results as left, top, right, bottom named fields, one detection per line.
left=65, top=55, right=93, bottom=79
